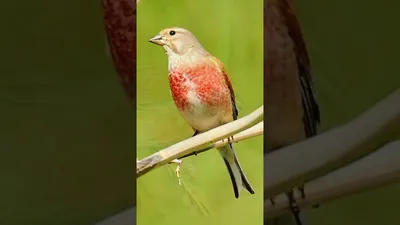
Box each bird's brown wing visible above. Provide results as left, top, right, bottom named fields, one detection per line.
left=279, top=0, right=320, bottom=137
left=213, top=57, right=239, bottom=121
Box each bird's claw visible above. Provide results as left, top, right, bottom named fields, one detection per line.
left=267, top=186, right=305, bottom=208
left=170, top=159, right=183, bottom=185
left=222, top=136, right=235, bottom=145
left=298, top=186, right=320, bottom=208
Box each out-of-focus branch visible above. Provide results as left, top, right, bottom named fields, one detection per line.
left=264, top=89, right=400, bottom=198
left=136, top=106, right=264, bottom=177
left=265, top=141, right=400, bottom=219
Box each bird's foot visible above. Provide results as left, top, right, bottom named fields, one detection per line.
left=228, top=135, right=234, bottom=144
left=192, top=131, right=199, bottom=156
left=222, top=136, right=235, bottom=145
left=298, top=186, right=306, bottom=199
left=170, top=159, right=183, bottom=185
left=286, top=190, right=303, bottom=225
left=297, top=186, right=319, bottom=208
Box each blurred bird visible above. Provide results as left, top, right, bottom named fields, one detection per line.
left=149, top=27, right=255, bottom=198
left=265, top=0, right=320, bottom=224
left=102, top=0, right=136, bottom=103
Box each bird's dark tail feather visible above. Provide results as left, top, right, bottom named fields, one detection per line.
left=234, top=156, right=255, bottom=195
left=223, top=159, right=240, bottom=198
left=221, top=145, right=255, bottom=198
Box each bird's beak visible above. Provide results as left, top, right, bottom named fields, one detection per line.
left=149, top=34, right=164, bottom=46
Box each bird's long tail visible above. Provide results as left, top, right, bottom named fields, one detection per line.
left=218, top=144, right=255, bottom=198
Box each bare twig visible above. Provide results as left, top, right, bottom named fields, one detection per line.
left=265, top=141, right=400, bottom=219
left=264, top=89, right=400, bottom=197
left=137, top=106, right=264, bottom=177
left=178, top=121, right=263, bottom=159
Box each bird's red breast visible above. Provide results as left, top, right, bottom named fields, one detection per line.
left=169, top=62, right=232, bottom=113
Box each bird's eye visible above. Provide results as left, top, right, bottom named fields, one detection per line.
left=169, top=30, right=176, bottom=36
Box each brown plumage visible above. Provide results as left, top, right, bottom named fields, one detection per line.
left=265, top=0, right=320, bottom=152
left=265, top=0, right=320, bottom=224
left=102, top=0, right=136, bottom=103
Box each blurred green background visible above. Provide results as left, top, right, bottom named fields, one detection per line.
left=136, top=0, right=263, bottom=225
left=0, top=1, right=133, bottom=225
left=294, top=0, right=400, bottom=225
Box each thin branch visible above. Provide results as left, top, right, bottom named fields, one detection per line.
left=137, top=106, right=264, bottom=177
left=179, top=121, right=263, bottom=159
left=264, top=89, right=400, bottom=197
left=265, top=141, right=400, bottom=219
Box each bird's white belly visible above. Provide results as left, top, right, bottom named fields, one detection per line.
left=181, top=89, right=222, bottom=132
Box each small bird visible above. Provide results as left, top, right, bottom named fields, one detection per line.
left=265, top=0, right=320, bottom=224
left=149, top=27, right=255, bottom=198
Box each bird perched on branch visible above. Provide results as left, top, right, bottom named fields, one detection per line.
left=265, top=0, right=320, bottom=224
left=149, top=27, right=255, bottom=198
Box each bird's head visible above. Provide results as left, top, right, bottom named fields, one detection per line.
left=149, top=27, right=207, bottom=57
